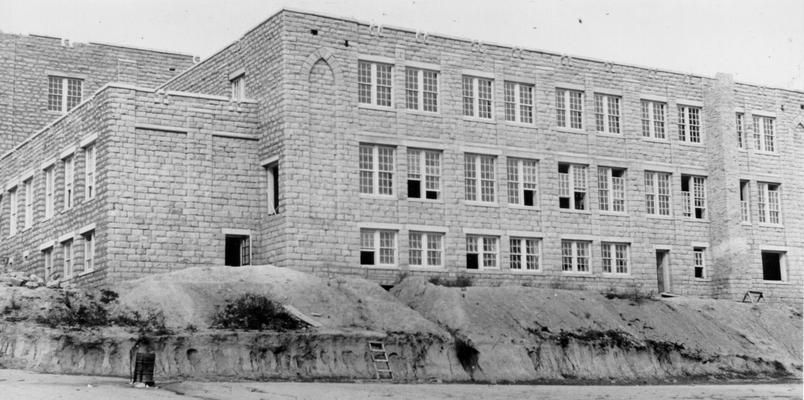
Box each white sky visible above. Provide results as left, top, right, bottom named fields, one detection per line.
left=1, top=0, right=802, bottom=90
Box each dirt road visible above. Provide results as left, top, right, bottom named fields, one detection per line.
left=0, top=370, right=801, bottom=400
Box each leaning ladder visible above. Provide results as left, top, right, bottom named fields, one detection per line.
left=368, top=341, right=393, bottom=380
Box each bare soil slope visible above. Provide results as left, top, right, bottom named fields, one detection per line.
left=392, top=277, right=803, bottom=383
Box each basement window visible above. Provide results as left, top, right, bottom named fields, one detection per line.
left=225, top=234, right=251, bottom=267
left=761, top=251, right=786, bottom=281
left=558, top=163, right=587, bottom=210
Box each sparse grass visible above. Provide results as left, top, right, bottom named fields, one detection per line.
left=602, top=283, right=655, bottom=303
left=429, top=275, right=473, bottom=288
left=211, top=293, right=304, bottom=331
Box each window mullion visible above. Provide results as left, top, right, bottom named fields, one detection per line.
left=473, top=79, right=479, bottom=117
left=518, top=161, right=524, bottom=205
left=418, top=71, right=424, bottom=111
left=370, top=64, right=377, bottom=105
left=372, top=147, right=379, bottom=195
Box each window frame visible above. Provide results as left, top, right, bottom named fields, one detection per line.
left=407, top=148, right=441, bottom=200
left=42, top=247, right=54, bottom=283
left=44, top=166, right=55, bottom=220
left=558, top=163, right=588, bottom=211
left=84, top=144, right=96, bottom=201
left=757, top=182, right=781, bottom=225
left=8, top=187, right=18, bottom=236
left=736, top=112, right=745, bottom=149
left=597, top=167, right=626, bottom=213
left=408, top=231, right=444, bottom=268
left=593, top=93, right=621, bottom=134
left=358, top=60, right=393, bottom=108
left=63, top=156, right=75, bottom=210
left=561, top=240, right=591, bottom=273
left=504, top=81, right=535, bottom=124
left=62, top=239, right=74, bottom=279
left=360, top=229, right=398, bottom=267
left=739, top=180, right=750, bottom=224
left=404, top=67, right=439, bottom=113
left=465, top=235, right=499, bottom=270
left=761, top=251, right=787, bottom=282
left=462, top=76, right=494, bottom=119
left=83, top=230, right=95, bottom=273
left=47, top=76, right=83, bottom=113
left=506, top=158, right=539, bottom=207
left=644, top=171, right=672, bottom=216
left=601, top=242, right=630, bottom=275
left=693, top=247, right=706, bottom=279
left=230, top=74, right=246, bottom=100
left=464, top=153, right=497, bottom=204
left=23, top=178, right=33, bottom=229
left=752, top=115, right=776, bottom=153
left=509, top=237, right=541, bottom=272
left=641, top=99, right=667, bottom=139
left=264, top=161, right=279, bottom=215
left=359, top=144, right=395, bottom=198
left=556, top=88, right=584, bottom=130
left=677, top=105, right=702, bottom=143
left=681, top=175, right=707, bottom=220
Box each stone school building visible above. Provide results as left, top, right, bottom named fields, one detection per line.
left=0, top=9, right=801, bottom=303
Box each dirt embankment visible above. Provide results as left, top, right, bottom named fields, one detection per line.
left=392, top=277, right=803, bottom=383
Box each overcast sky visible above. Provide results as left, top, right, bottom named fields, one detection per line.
left=1, top=0, right=802, bottom=90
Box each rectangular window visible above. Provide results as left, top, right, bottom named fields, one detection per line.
left=48, top=76, right=83, bottom=112
left=359, top=144, right=395, bottom=196
left=509, top=237, right=540, bottom=271
left=8, top=188, right=17, bottom=236
left=507, top=158, right=538, bottom=207
left=752, top=115, right=775, bottom=152
left=358, top=61, right=393, bottom=107
left=678, top=105, right=701, bottom=143
left=504, top=81, right=534, bottom=123
left=464, top=154, right=496, bottom=203
left=62, top=239, right=74, bottom=279
left=641, top=100, right=666, bottom=139
left=558, top=163, right=587, bottom=210
left=681, top=175, right=707, bottom=219
left=693, top=247, right=705, bottom=279
left=645, top=171, right=671, bottom=216
left=409, top=231, right=443, bottom=267
left=230, top=74, right=246, bottom=100
left=43, top=247, right=54, bottom=282
left=407, top=149, right=441, bottom=200
left=405, top=68, right=438, bottom=112
left=736, top=113, right=745, bottom=149
left=44, top=167, right=55, bottom=219
left=601, top=242, right=629, bottom=274
left=556, top=88, right=584, bottom=129
left=561, top=240, right=590, bottom=273
left=757, top=182, right=781, bottom=224
left=84, top=145, right=96, bottom=200
left=23, top=178, right=33, bottom=229
left=598, top=167, right=626, bottom=212
left=594, top=94, right=621, bottom=134
left=740, top=180, right=750, bottom=223
left=63, top=156, right=74, bottom=210
left=360, top=229, right=397, bottom=266
left=762, top=251, right=786, bottom=281
left=466, top=235, right=498, bottom=269
left=462, top=76, right=493, bottom=119
left=83, top=230, right=95, bottom=273
left=265, top=162, right=279, bottom=215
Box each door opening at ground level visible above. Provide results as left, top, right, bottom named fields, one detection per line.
left=656, top=250, right=670, bottom=293
left=225, top=235, right=251, bottom=267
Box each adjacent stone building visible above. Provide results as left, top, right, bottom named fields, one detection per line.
left=1, top=9, right=801, bottom=303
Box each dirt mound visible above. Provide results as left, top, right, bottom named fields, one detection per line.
left=114, top=266, right=446, bottom=335
left=392, top=276, right=803, bottom=383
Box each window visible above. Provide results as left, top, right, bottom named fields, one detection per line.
left=48, top=76, right=83, bottom=112
left=761, top=251, right=786, bottom=281
left=681, top=175, right=707, bottom=219
left=407, top=149, right=440, bottom=200
left=507, top=158, right=538, bottom=207
left=558, top=163, right=587, bottom=210
left=757, top=182, right=781, bottom=224
left=641, top=100, right=666, bottom=139
left=409, top=231, right=443, bottom=267
left=405, top=68, right=438, bottom=112
left=678, top=105, right=701, bottom=143
left=358, top=61, right=392, bottom=107
left=8, top=188, right=17, bottom=236
left=63, top=156, right=74, bottom=210
left=224, top=235, right=251, bottom=266
left=598, top=167, right=626, bottom=212
left=504, top=82, right=534, bottom=123
left=23, top=178, right=33, bottom=229
left=752, top=115, right=775, bottom=152
left=462, top=76, right=493, bottom=119
left=62, top=239, right=74, bottom=279
left=265, top=162, right=279, bottom=215
left=556, top=88, right=584, bottom=129
left=466, top=235, right=498, bottom=269
left=736, top=113, right=745, bottom=149
left=594, top=94, right=621, bottom=134
left=84, top=145, right=96, bottom=200
left=509, top=238, right=540, bottom=271
left=601, top=242, right=629, bottom=274
left=644, top=171, right=671, bottom=216
left=740, top=180, right=750, bottom=223
left=561, top=240, right=590, bottom=273
left=44, top=167, right=55, bottom=219
left=83, top=230, right=95, bottom=273
left=464, top=154, right=496, bottom=203
left=43, top=247, right=53, bottom=282
left=693, top=247, right=705, bottom=279
left=230, top=74, right=246, bottom=100
left=360, top=229, right=397, bottom=266
left=359, top=144, right=395, bottom=196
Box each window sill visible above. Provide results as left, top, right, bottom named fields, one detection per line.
left=646, top=214, right=674, bottom=220
left=559, top=208, right=592, bottom=215
left=360, top=194, right=397, bottom=201
left=358, top=103, right=396, bottom=113
left=682, top=218, right=710, bottom=223
left=402, top=109, right=441, bottom=118
left=360, top=264, right=399, bottom=270
left=78, top=269, right=96, bottom=277
left=407, top=265, right=445, bottom=271
left=677, top=141, right=704, bottom=147
left=461, top=116, right=496, bottom=124
left=464, top=268, right=502, bottom=273
left=464, top=200, right=499, bottom=208
left=503, top=120, right=536, bottom=129
left=508, top=268, right=543, bottom=274
left=561, top=271, right=593, bottom=275
left=642, top=137, right=670, bottom=144
left=507, top=204, right=540, bottom=211
left=554, top=126, right=586, bottom=134
left=760, top=280, right=791, bottom=285
left=595, top=131, right=624, bottom=138
left=753, top=151, right=779, bottom=157
left=693, top=277, right=712, bottom=282
left=601, top=272, right=632, bottom=278
left=740, top=222, right=752, bottom=226
left=599, top=211, right=629, bottom=217
left=757, top=223, right=784, bottom=229
left=407, top=197, right=444, bottom=204
left=84, top=196, right=96, bottom=203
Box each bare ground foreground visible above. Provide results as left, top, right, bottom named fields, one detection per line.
left=0, top=369, right=802, bottom=400
left=0, top=266, right=802, bottom=384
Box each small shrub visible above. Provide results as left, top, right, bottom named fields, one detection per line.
left=428, top=275, right=473, bottom=288
left=211, top=293, right=303, bottom=331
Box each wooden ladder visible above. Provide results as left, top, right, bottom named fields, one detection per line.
left=368, top=341, right=393, bottom=380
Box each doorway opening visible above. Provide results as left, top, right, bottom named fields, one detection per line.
left=656, top=250, right=670, bottom=293
left=225, top=235, right=251, bottom=267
